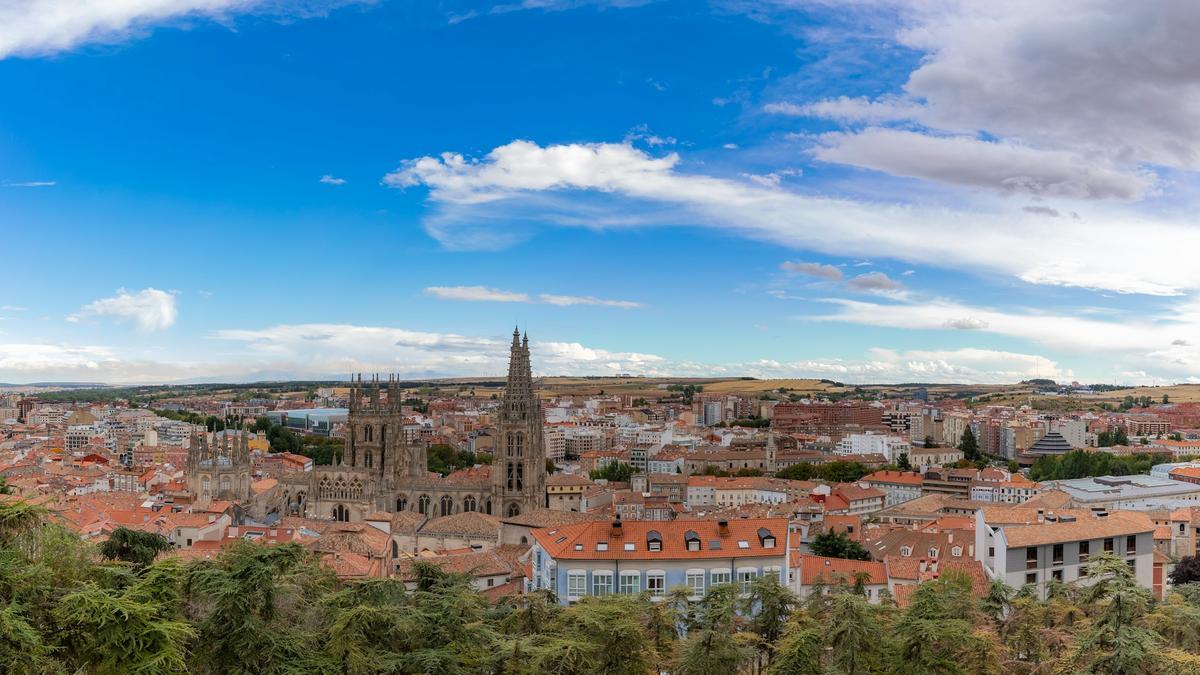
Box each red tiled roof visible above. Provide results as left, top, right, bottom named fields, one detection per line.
left=796, top=554, right=886, bottom=586
left=532, top=517, right=788, bottom=560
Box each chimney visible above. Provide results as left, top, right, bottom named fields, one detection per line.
left=718, top=519, right=729, bottom=536
left=919, top=559, right=927, bottom=573
left=947, top=532, right=954, bottom=543
left=1036, top=509, right=1044, bottom=523
left=611, top=519, right=623, bottom=538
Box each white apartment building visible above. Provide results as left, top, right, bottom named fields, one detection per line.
left=975, top=507, right=1155, bottom=599
left=836, top=433, right=910, bottom=462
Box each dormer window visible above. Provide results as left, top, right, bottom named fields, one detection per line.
left=647, top=530, right=663, bottom=552
left=952, top=546, right=962, bottom=557
left=685, top=530, right=701, bottom=551
left=757, top=527, right=776, bottom=549
left=900, top=546, right=912, bottom=557
left=928, top=547, right=939, bottom=558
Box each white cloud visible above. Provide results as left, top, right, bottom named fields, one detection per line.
left=319, top=174, right=347, bottom=185
left=780, top=261, right=843, bottom=281
left=67, top=288, right=177, bottom=331
left=0, top=306, right=27, bottom=312
left=845, top=271, right=902, bottom=292
left=743, top=168, right=801, bottom=187
left=0, top=0, right=357, bottom=60
left=423, top=285, right=641, bottom=308
left=424, top=286, right=529, bottom=303
left=3, top=180, right=56, bottom=187
left=816, top=295, right=1200, bottom=379
left=777, top=2, right=1200, bottom=200
left=813, top=128, right=1155, bottom=200
left=390, top=139, right=1200, bottom=296
left=537, top=294, right=642, bottom=308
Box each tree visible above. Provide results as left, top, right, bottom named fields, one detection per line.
left=818, top=461, right=870, bottom=483
left=774, top=463, right=817, bottom=480
left=923, top=436, right=936, bottom=449
left=769, top=612, right=822, bottom=674
left=825, top=592, right=884, bottom=674
left=1170, top=555, right=1200, bottom=586
left=958, top=427, right=980, bottom=461
left=589, top=462, right=634, bottom=483
left=896, top=452, right=912, bottom=471
left=808, top=530, right=870, bottom=561
left=675, top=584, right=754, bottom=675
left=745, top=574, right=795, bottom=664
left=99, top=527, right=173, bottom=568
left=1164, top=394, right=1171, bottom=404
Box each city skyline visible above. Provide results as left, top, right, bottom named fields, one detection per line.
left=4, top=1, right=1199, bottom=385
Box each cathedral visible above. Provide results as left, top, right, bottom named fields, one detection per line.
left=199, top=327, right=548, bottom=523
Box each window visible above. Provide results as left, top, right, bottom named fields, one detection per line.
left=900, top=546, right=912, bottom=556
left=592, top=572, right=613, bottom=596
left=647, top=531, right=662, bottom=552
left=623, top=543, right=635, bottom=551
left=1053, top=544, right=1064, bottom=565
left=1104, top=538, right=1114, bottom=553
left=738, top=569, right=758, bottom=594
left=1079, top=540, right=1090, bottom=562
left=1126, top=535, right=1137, bottom=555
left=1025, top=572, right=1037, bottom=585
left=952, top=546, right=962, bottom=557
left=988, top=546, right=994, bottom=558
left=1127, top=559, right=1137, bottom=573
left=711, top=569, right=732, bottom=586
left=737, top=540, right=750, bottom=549
left=647, top=571, right=666, bottom=597
left=567, top=571, right=586, bottom=598
left=1026, top=547, right=1038, bottom=570
left=596, top=542, right=608, bottom=552
left=620, top=572, right=640, bottom=594
left=1052, top=569, right=1063, bottom=582
left=686, top=570, right=705, bottom=598
left=928, top=547, right=939, bottom=558
left=1080, top=565, right=1089, bottom=577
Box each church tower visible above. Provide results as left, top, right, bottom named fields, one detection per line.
left=492, top=327, right=547, bottom=517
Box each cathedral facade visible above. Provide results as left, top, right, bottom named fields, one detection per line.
left=262, top=328, right=547, bottom=523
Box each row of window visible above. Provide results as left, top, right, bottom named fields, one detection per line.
left=1022, top=536, right=1138, bottom=570
left=564, top=568, right=776, bottom=599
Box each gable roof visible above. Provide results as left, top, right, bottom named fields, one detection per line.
left=532, top=517, right=787, bottom=561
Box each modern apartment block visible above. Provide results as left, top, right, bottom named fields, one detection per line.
left=975, top=507, right=1155, bottom=599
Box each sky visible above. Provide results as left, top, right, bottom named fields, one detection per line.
left=2, top=0, right=1200, bottom=385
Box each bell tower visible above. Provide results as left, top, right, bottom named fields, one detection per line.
left=492, top=327, right=547, bottom=517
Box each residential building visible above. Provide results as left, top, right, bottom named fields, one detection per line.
left=529, top=517, right=790, bottom=604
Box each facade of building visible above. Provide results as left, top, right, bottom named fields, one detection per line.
left=975, top=507, right=1155, bottom=599
left=251, top=328, right=548, bottom=524
left=529, top=517, right=790, bottom=604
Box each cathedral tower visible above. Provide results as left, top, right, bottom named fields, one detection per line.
left=492, top=327, right=547, bottom=517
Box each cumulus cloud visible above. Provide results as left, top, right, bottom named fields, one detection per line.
left=813, top=128, right=1154, bottom=200
left=780, top=261, right=843, bottom=281
left=424, top=285, right=641, bottom=308
left=67, top=288, right=177, bottom=331
left=816, top=295, right=1200, bottom=380
left=845, top=271, right=903, bottom=292
left=424, top=286, right=529, bottom=303
left=389, top=139, right=1200, bottom=295
left=773, top=1, right=1200, bottom=200
left=0, top=322, right=1074, bottom=385
left=0, top=0, right=360, bottom=60
left=319, top=174, right=347, bottom=185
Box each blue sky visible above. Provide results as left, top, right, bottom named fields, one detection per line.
left=2, top=0, right=1199, bottom=385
